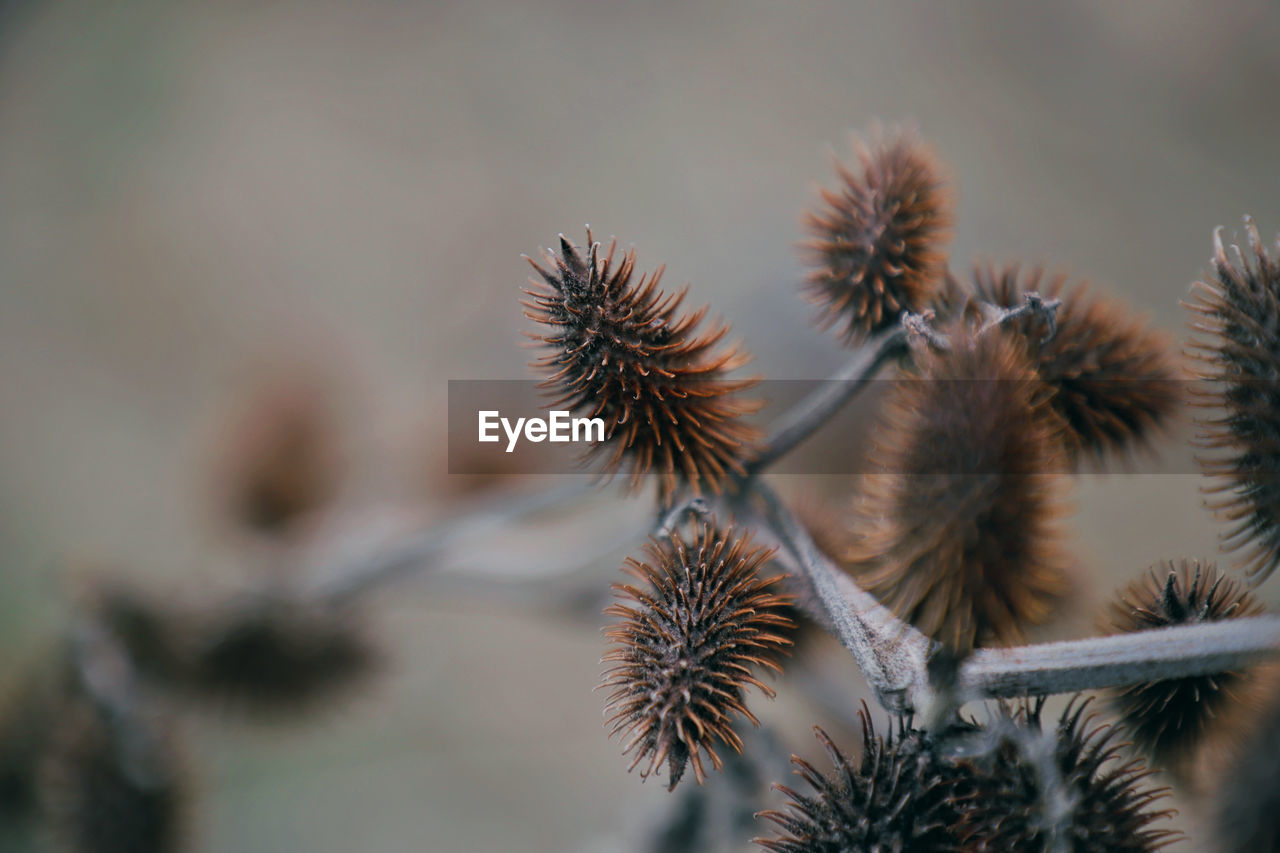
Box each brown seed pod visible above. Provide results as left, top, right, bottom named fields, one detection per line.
left=1186, top=218, right=1280, bottom=583
left=524, top=231, right=761, bottom=503
left=955, top=697, right=1179, bottom=852
left=92, top=586, right=379, bottom=719
left=212, top=371, right=343, bottom=537
left=601, top=523, right=793, bottom=790
left=38, top=699, right=189, bottom=853
left=1105, top=559, right=1262, bottom=770
left=803, top=128, right=952, bottom=343
left=1213, top=675, right=1280, bottom=853
left=755, top=708, right=974, bottom=852
left=945, top=263, right=1180, bottom=463
left=850, top=330, right=1069, bottom=652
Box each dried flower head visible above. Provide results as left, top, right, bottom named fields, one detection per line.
left=947, top=263, right=1180, bottom=463
left=1106, top=559, right=1262, bottom=769
left=803, top=128, right=952, bottom=342
left=1187, top=217, right=1280, bottom=583
left=956, top=698, right=1178, bottom=852
left=524, top=231, right=760, bottom=502
left=94, top=587, right=379, bottom=718
left=213, top=371, right=343, bottom=536
left=755, top=709, right=972, bottom=852
left=38, top=699, right=188, bottom=853
left=1213, top=679, right=1280, bottom=853
left=851, top=330, right=1069, bottom=652
left=602, top=523, right=793, bottom=790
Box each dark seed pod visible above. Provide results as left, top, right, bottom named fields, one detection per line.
left=601, top=523, right=793, bottom=790
left=38, top=699, right=188, bottom=853
left=1106, top=559, right=1262, bottom=769
left=756, top=706, right=976, bottom=852
left=956, top=698, right=1178, bottom=852
left=851, top=330, right=1069, bottom=652
left=1213, top=678, right=1280, bottom=853
left=803, top=128, right=952, bottom=343
left=1186, top=218, right=1280, bottom=583
left=178, top=599, right=379, bottom=717
left=524, top=231, right=760, bottom=503
left=212, top=371, right=343, bottom=537
left=946, top=263, right=1180, bottom=463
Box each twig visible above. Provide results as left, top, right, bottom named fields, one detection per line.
left=957, top=616, right=1280, bottom=701
left=746, top=479, right=933, bottom=716
left=977, top=291, right=1062, bottom=342
left=743, top=325, right=907, bottom=476
left=315, top=479, right=595, bottom=603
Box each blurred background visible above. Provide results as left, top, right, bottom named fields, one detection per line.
left=1, top=1, right=1278, bottom=850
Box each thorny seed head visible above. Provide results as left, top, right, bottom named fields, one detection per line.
left=1213, top=676, right=1280, bottom=853
left=1105, top=559, right=1262, bottom=770
left=954, top=697, right=1179, bottom=852
left=943, top=263, right=1180, bottom=464
left=524, top=230, right=760, bottom=503
left=803, top=127, right=952, bottom=343
left=601, top=523, right=793, bottom=790
left=755, top=707, right=974, bottom=852
left=1186, top=217, right=1280, bottom=583
left=850, top=330, right=1069, bottom=652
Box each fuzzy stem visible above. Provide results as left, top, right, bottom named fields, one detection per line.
left=316, top=479, right=595, bottom=603
left=744, top=326, right=907, bottom=476
left=958, top=616, right=1280, bottom=700
left=747, top=479, right=933, bottom=715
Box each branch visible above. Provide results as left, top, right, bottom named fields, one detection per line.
left=744, top=326, right=906, bottom=476
left=958, top=616, right=1280, bottom=700
left=746, top=479, right=933, bottom=716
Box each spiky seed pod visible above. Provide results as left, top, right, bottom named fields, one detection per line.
left=803, top=128, right=953, bottom=342
left=1213, top=679, right=1280, bottom=853
left=178, top=599, right=379, bottom=717
left=955, top=698, right=1178, bottom=852
left=1187, top=218, right=1280, bottom=583
left=213, top=372, right=343, bottom=537
left=756, top=709, right=973, bottom=852
left=524, top=231, right=760, bottom=502
left=850, top=330, right=1069, bottom=652
left=1105, top=559, right=1262, bottom=769
left=92, top=586, right=379, bottom=718
left=38, top=699, right=188, bottom=853
left=945, top=263, right=1180, bottom=463
left=601, top=523, right=793, bottom=790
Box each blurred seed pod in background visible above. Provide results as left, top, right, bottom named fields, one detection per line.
left=955, top=697, right=1178, bottom=852
left=601, top=523, right=793, bottom=790
left=756, top=708, right=973, bottom=852
left=210, top=369, right=344, bottom=539
left=1212, top=673, right=1280, bottom=853
left=38, top=698, right=190, bottom=853
left=945, top=263, right=1180, bottom=464
left=524, top=232, right=761, bottom=503
left=850, top=330, right=1069, bottom=653
left=1187, top=217, right=1280, bottom=584
left=802, top=127, right=952, bottom=343
left=1105, top=559, right=1262, bottom=772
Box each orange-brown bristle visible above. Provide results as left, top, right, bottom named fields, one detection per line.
left=947, top=263, right=1180, bottom=463
left=1106, top=559, right=1262, bottom=770
left=1186, top=218, right=1280, bottom=584
left=803, top=128, right=952, bottom=343
left=755, top=710, right=973, bottom=852
left=851, top=330, right=1069, bottom=652
left=601, top=523, right=793, bottom=790
left=955, top=697, right=1178, bottom=852
left=524, top=231, right=761, bottom=503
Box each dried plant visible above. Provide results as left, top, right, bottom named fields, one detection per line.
left=4, top=127, right=1280, bottom=853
